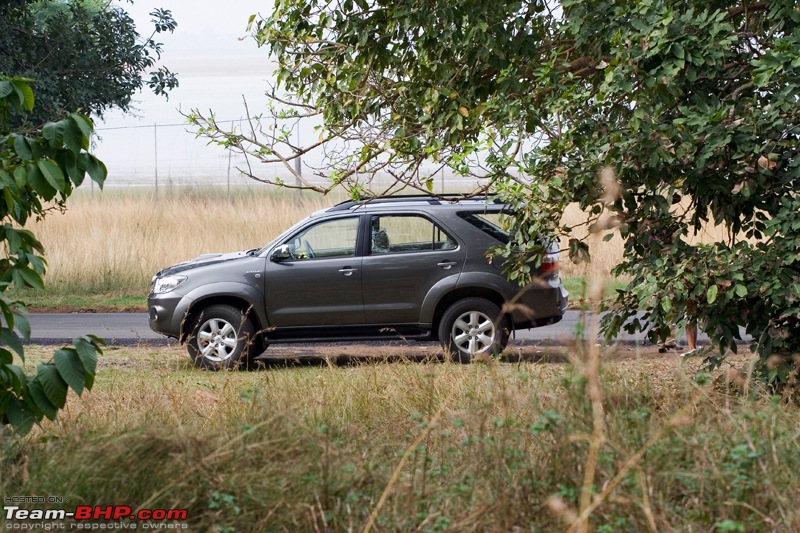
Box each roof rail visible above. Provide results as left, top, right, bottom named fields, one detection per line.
left=327, top=193, right=500, bottom=212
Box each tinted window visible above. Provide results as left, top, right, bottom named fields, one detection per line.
left=457, top=211, right=510, bottom=243
left=370, top=215, right=456, bottom=254
left=285, top=217, right=359, bottom=259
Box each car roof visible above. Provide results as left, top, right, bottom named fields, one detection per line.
left=325, top=195, right=507, bottom=214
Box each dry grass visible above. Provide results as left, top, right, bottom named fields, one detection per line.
left=3, top=343, right=799, bottom=531
left=26, top=187, right=335, bottom=295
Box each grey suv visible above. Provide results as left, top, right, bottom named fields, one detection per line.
left=148, top=196, right=568, bottom=369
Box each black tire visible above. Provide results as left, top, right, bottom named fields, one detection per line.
left=438, top=298, right=510, bottom=363
left=186, top=304, right=258, bottom=370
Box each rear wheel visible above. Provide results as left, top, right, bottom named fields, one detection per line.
left=186, top=304, right=258, bottom=370
left=438, top=298, right=510, bottom=363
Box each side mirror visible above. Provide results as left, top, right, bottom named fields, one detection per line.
left=270, top=244, right=293, bottom=262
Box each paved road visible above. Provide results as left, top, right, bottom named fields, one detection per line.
left=24, top=311, right=735, bottom=347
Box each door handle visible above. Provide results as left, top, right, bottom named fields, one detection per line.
left=338, top=267, right=359, bottom=276
left=437, top=261, right=458, bottom=270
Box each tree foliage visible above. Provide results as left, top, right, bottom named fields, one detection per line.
left=193, top=0, right=800, bottom=381
left=0, top=0, right=178, bottom=128
left=0, top=76, right=105, bottom=434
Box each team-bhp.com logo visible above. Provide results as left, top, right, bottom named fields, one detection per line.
left=4, top=505, right=188, bottom=529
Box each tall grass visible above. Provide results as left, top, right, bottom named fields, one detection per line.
left=25, top=187, right=334, bottom=297
left=2, top=345, right=798, bottom=531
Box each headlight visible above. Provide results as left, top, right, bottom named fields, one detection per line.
left=151, top=275, right=187, bottom=294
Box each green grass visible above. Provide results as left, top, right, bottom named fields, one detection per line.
left=561, top=275, right=629, bottom=307
left=9, top=287, right=146, bottom=311
left=2, top=344, right=798, bottom=531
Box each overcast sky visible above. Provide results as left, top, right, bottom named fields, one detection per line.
left=95, top=1, right=280, bottom=184
left=101, top=0, right=273, bottom=126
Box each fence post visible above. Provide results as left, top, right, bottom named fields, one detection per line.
left=153, top=122, right=158, bottom=192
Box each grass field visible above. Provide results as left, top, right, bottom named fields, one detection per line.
left=4, top=187, right=790, bottom=531
left=2, top=342, right=797, bottom=531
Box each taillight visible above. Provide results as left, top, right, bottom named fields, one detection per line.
left=540, top=254, right=559, bottom=273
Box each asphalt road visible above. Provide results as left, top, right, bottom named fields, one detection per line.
left=24, top=311, right=732, bottom=347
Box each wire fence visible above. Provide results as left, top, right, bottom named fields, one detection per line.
left=91, top=119, right=488, bottom=193
left=92, top=119, right=275, bottom=191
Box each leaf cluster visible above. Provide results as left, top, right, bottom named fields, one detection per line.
left=0, top=76, right=106, bottom=434
left=0, top=0, right=178, bottom=128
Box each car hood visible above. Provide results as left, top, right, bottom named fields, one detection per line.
left=155, top=249, right=257, bottom=277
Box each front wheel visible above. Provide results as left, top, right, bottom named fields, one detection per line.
left=186, top=304, right=258, bottom=370
left=438, top=298, right=510, bottom=363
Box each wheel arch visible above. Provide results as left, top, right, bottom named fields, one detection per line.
left=181, top=295, right=266, bottom=345
left=431, top=287, right=506, bottom=341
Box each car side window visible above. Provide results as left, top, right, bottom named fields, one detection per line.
left=285, top=217, right=359, bottom=260
left=370, top=215, right=456, bottom=255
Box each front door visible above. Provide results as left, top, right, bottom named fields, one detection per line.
left=264, top=216, right=365, bottom=327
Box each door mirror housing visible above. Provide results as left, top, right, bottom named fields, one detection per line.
left=270, top=244, right=293, bottom=262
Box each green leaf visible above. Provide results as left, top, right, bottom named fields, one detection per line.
left=734, top=284, right=747, bottom=298
left=86, top=155, right=107, bottom=188
left=13, top=313, right=31, bottom=341
left=27, top=381, right=59, bottom=421
left=37, top=160, right=66, bottom=191
left=65, top=150, right=86, bottom=186
left=13, top=135, right=32, bottom=160
left=4, top=362, right=27, bottom=393
left=6, top=226, right=21, bottom=253
left=707, top=285, right=718, bottom=304
left=62, top=119, right=85, bottom=153
left=661, top=295, right=672, bottom=313
left=18, top=267, right=44, bottom=290
left=70, top=114, right=93, bottom=139
left=11, top=79, right=34, bottom=111
left=37, top=363, right=69, bottom=408
left=2, top=187, right=15, bottom=216
left=26, top=166, right=57, bottom=200
left=5, top=397, right=35, bottom=435
left=42, top=122, right=63, bottom=147
left=0, top=300, right=15, bottom=334
left=13, top=166, right=28, bottom=188
left=0, top=80, right=12, bottom=99
left=54, top=348, right=87, bottom=396
left=0, top=328, right=24, bottom=358
left=73, top=336, right=99, bottom=378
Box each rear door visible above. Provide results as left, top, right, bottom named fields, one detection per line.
left=361, top=213, right=465, bottom=324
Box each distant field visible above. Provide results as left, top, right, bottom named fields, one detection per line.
left=14, top=186, right=728, bottom=309
left=2, top=343, right=796, bottom=531
left=16, top=187, right=333, bottom=308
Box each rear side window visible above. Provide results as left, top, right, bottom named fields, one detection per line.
left=370, top=215, right=456, bottom=254
left=457, top=211, right=510, bottom=243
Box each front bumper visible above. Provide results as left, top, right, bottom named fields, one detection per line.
left=147, top=292, right=190, bottom=339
